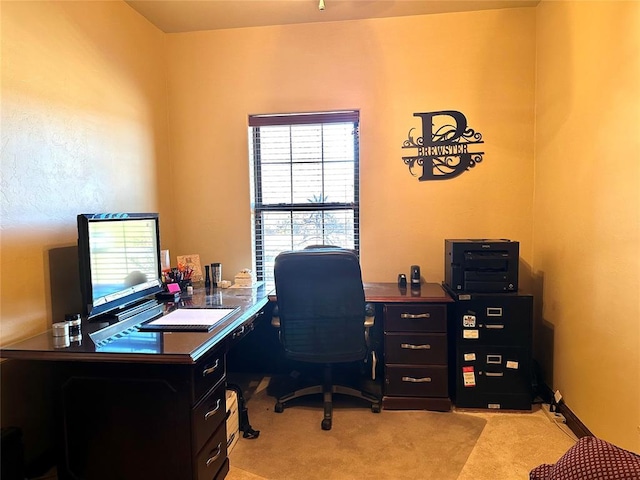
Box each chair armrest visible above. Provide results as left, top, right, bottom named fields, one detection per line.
left=364, top=303, right=375, bottom=327
left=271, top=305, right=280, bottom=328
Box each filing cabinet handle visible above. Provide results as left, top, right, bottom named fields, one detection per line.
left=485, top=324, right=504, bottom=329
left=202, top=359, right=220, bottom=377
left=205, top=443, right=222, bottom=467
left=400, top=343, right=431, bottom=350
left=400, top=313, right=430, bottom=319
left=485, top=372, right=504, bottom=377
left=204, top=399, right=222, bottom=420
left=401, top=376, right=432, bottom=383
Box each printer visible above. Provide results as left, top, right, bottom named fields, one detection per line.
left=444, top=239, right=519, bottom=293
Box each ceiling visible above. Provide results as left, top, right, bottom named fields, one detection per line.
left=125, top=0, right=540, bottom=33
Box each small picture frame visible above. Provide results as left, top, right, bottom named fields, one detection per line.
left=176, top=254, right=203, bottom=282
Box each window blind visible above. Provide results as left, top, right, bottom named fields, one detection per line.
left=248, top=111, right=360, bottom=284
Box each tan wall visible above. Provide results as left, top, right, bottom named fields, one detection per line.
left=534, top=1, right=640, bottom=451
left=2, top=0, right=638, bottom=459
left=165, top=8, right=536, bottom=286
left=0, top=0, right=172, bottom=346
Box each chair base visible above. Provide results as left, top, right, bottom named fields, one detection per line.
left=274, top=363, right=381, bottom=430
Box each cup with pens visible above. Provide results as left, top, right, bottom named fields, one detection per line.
left=168, top=264, right=193, bottom=293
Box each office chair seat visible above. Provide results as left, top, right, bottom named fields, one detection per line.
left=272, top=247, right=381, bottom=430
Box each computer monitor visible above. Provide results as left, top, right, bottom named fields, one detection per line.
left=77, top=213, right=164, bottom=320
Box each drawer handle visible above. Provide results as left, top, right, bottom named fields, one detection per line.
left=232, top=325, right=245, bottom=339
left=226, top=432, right=236, bottom=448
left=400, top=313, right=431, bottom=319
left=205, top=443, right=222, bottom=467
left=202, top=359, right=220, bottom=377
left=485, top=372, right=504, bottom=377
left=204, top=399, right=222, bottom=420
left=400, top=343, right=431, bottom=350
left=401, top=376, right=432, bottom=383
left=485, top=324, right=504, bottom=329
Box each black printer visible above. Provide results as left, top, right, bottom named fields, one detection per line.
left=444, top=239, right=519, bottom=293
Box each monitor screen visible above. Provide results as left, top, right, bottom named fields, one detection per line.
left=78, top=213, right=164, bottom=320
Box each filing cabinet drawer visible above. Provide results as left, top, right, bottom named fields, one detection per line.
left=453, top=294, right=532, bottom=346
left=195, top=422, right=227, bottom=480
left=193, top=381, right=227, bottom=454
left=455, top=345, right=531, bottom=396
left=454, top=392, right=532, bottom=411
left=385, top=365, right=448, bottom=397
left=384, top=333, right=447, bottom=365
left=384, top=304, right=447, bottom=332
left=193, top=349, right=225, bottom=402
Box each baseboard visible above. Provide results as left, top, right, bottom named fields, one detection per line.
left=540, top=383, right=593, bottom=439
left=556, top=402, right=593, bottom=439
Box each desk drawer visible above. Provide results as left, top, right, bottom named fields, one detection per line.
left=195, top=422, right=227, bottom=480
left=193, top=350, right=225, bottom=402
left=214, top=458, right=230, bottom=480
left=193, top=381, right=226, bottom=454
left=384, top=333, right=447, bottom=365
left=384, top=304, right=447, bottom=332
left=385, top=365, right=448, bottom=397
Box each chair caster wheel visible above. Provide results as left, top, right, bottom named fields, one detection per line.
left=371, top=403, right=381, bottom=413
left=321, top=418, right=332, bottom=430
left=274, top=402, right=284, bottom=413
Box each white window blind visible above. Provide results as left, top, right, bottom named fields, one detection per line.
left=248, top=111, right=360, bottom=284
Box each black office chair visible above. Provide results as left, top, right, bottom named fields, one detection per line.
left=272, top=247, right=381, bottom=430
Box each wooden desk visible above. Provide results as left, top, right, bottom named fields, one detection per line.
left=269, top=282, right=454, bottom=411
left=363, top=281, right=452, bottom=303
left=2, top=282, right=452, bottom=479
left=363, top=283, right=454, bottom=411
left=0, top=285, right=270, bottom=480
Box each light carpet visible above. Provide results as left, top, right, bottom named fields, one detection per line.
left=227, top=379, right=576, bottom=480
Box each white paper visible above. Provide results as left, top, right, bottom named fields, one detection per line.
left=146, top=308, right=237, bottom=326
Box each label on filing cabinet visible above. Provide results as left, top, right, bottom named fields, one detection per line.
left=462, top=366, right=476, bottom=387
left=462, top=315, right=476, bottom=327
left=463, top=329, right=479, bottom=339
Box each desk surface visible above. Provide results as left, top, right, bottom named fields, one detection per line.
left=1, top=282, right=451, bottom=365
left=0, top=285, right=270, bottom=365
left=363, top=282, right=453, bottom=303
left=267, top=282, right=453, bottom=303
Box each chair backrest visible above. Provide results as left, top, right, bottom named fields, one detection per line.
left=273, top=247, right=367, bottom=363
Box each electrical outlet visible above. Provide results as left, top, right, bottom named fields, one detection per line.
left=554, top=389, right=563, bottom=404
left=542, top=403, right=566, bottom=424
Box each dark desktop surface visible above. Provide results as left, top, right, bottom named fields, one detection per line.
left=3, top=282, right=451, bottom=363
left=0, top=284, right=270, bottom=364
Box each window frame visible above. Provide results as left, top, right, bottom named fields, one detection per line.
left=248, top=110, right=360, bottom=283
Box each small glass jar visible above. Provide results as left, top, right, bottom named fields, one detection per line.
left=65, top=313, right=82, bottom=342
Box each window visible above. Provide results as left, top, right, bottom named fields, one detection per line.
left=248, top=111, right=360, bottom=284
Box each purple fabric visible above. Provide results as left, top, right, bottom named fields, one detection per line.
left=530, top=436, right=640, bottom=480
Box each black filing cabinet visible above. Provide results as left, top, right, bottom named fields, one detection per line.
left=449, top=292, right=533, bottom=410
